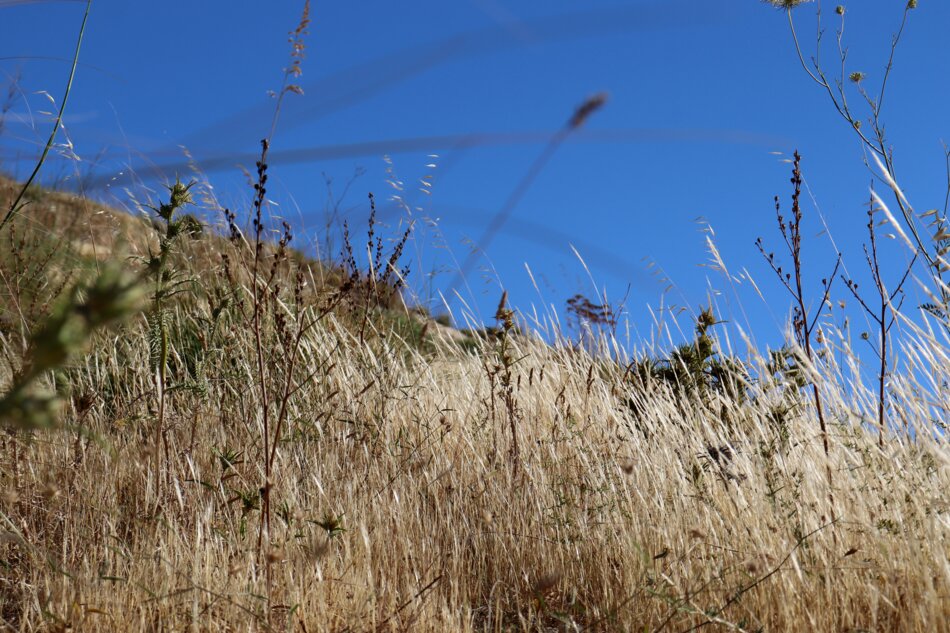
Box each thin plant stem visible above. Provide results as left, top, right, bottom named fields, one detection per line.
left=0, top=0, right=92, bottom=233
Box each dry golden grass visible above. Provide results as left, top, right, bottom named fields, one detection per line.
left=0, top=182, right=947, bottom=630
left=3, top=1, right=947, bottom=628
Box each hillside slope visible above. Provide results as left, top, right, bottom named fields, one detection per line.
left=0, top=177, right=948, bottom=631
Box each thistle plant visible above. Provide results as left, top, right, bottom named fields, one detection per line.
left=0, top=265, right=145, bottom=429
left=627, top=306, right=747, bottom=424
left=144, top=178, right=199, bottom=495
left=485, top=291, right=522, bottom=471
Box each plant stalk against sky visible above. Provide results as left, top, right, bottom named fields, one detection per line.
left=757, top=152, right=845, bottom=535
left=0, top=0, right=91, bottom=233
left=145, top=178, right=198, bottom=499
left=245, top=1, right=311, bottom=617
left=757, top=152, right=840, bottom=458
left=842, top=190, right=915, bottom=446
left=444, top=92, right=607, bottom=298
left=778, top=0, right=946, bottom=294
left=489, top=291, right=521, bottom=471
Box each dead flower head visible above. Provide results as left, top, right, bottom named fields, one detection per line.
left=762, top=0, right=813, bottom=8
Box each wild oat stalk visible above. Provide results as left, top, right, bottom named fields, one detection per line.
left=445, top=93, right=607, bottom=297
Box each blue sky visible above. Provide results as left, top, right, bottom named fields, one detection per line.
left=2, top=0, right=948, bottom=351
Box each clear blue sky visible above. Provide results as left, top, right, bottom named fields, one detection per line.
left=2, top=0, right=948, bottom=350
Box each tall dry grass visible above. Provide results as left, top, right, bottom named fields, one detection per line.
left=0, top=202, right=947, bottom=630
left=1, top=1, right=948, bottom=630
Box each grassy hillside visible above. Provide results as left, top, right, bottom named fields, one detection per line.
left=0, top=166, right=947, bottom=632
left=1, top=0, right=949, bottom=629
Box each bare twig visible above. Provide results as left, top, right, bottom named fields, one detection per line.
left=842, top=188, right=917, bottom=444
